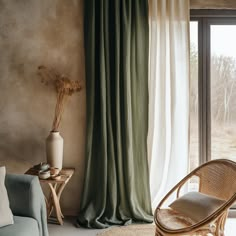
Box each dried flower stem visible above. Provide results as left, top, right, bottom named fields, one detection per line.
left=52, top=92, right=69, bottom=131
left=37, top=65, right=82, bottom=131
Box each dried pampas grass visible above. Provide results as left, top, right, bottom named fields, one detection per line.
left=38, top=65, right=82, bottom=131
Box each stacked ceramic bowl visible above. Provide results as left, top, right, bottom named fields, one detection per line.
left=33, top=163, right=51, bottom=179
left=33, top=163, right=61, bottom=180
left=38, top=170, right=51, bottom=179
left=50, top=168, right=61, bottom=180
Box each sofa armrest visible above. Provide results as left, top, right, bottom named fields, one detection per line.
left=5, top=174, right=48, bottom=236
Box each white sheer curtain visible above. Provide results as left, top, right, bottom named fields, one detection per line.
left=148, top=0, right=190, bottom=209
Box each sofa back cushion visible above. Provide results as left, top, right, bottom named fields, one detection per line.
left=0, top=166, right=14, bottom=227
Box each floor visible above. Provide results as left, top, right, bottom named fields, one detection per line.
left=48, top=217, right=103, bottom=236
left=48, top=217, right=236, bottom=236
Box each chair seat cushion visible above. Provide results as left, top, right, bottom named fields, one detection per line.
left=0, top=216, right=39, bottom=236
left=169, top=192, right=226, bottom=222
left=156, top=208, right=196, bottom=230
left=156, top=209, right=213, bottom=235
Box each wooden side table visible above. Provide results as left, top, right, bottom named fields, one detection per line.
left=25, top=168, right=75, bottom=225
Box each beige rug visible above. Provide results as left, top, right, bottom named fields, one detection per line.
left=97, top=224, right=155, bottom=236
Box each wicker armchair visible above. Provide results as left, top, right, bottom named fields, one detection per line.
left=154, top=159, right=236, bottom=236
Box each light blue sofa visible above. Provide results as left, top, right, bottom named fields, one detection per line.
left=0, top=174, right=49, bottom=236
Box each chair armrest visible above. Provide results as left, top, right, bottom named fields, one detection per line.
left=156, top=175, right=191, bottom=209
left=5, top=174, right=49, bottom=236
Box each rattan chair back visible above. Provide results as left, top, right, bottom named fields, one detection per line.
left=194, top=159, right=236, bottom=200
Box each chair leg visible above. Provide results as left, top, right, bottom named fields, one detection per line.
left=216, top=211, right=228, bottom=236
left=211, top=212, right=228, bottom=236
left=220, top=212, right=228, bottom=231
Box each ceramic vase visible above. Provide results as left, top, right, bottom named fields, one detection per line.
left=46, top=131, right=63, bottom=170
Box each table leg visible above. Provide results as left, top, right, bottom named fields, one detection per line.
left=50, top=178, right=71, bottom=219
left=48, top=183, right=63, bottom=225
left=48, top=183, right=57, bottom=217
left=44, top=195, right=50, bottom=218
left=56, top=182, right=67, bottom=218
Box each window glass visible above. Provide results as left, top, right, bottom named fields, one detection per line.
left=210, top=25, right=236, bottom=162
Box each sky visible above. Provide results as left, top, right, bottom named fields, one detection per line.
left=190, top=21, right=236, bottom=58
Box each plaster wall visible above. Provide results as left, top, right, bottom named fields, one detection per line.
left=0, top=0, right=85, bottom=215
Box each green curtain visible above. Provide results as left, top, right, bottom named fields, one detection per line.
left=77, top=0, right=153, bottom=228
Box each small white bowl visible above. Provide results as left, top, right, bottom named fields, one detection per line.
left=39, top=170, right=50, bottom=179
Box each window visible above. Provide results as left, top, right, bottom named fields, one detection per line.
left=190, top=11, right=236, bottom=170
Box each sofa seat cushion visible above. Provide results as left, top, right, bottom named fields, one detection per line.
left=0, top=216, right=39, bottom=236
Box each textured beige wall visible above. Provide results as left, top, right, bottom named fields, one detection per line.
left=0, top=0, right=85, bottom=215
left=191, top=0, right=236, bottom=9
